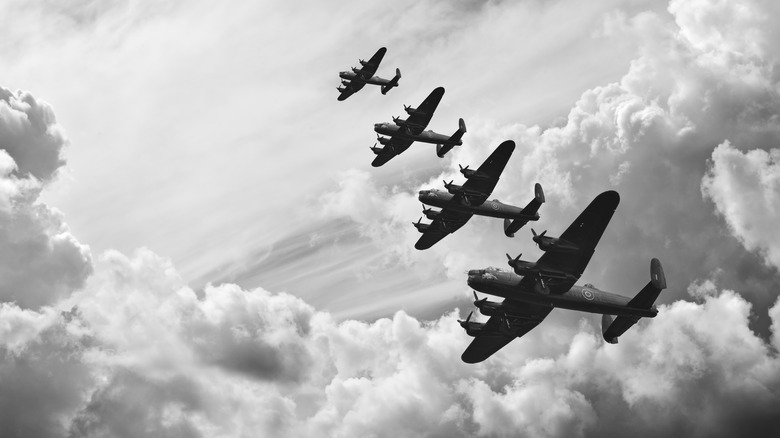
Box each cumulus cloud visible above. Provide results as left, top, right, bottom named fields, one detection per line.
left=1, top=249, right=779, bottom=437
left=0, top=87, right=92, bottom=308
left=702, top=141, right=780, bottom=269
left=3, top=0, right=780, bottom=436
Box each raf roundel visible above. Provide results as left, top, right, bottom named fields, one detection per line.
left=491, top=202, right=500, bottom=211
left=582, top=288, right=595, bottom=300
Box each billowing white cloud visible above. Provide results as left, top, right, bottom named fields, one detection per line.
left=2, top=0, right=780, bottom=436
left=702, top=141, right=780, bottom=269
left=0, top=87, right=92, bottom=308
left=2, top=249, right=779, bottom=437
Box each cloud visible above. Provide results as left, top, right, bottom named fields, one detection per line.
left=2, top=0, right=780, bottom=436
left=0, top=87, right=92, bottom=308
left=702, top=141, right=780, bottom=270
left=2, top=248, right=779, bottom=437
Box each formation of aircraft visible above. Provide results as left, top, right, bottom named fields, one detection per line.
left=335, top=47, right=667, bottom=363
left=337, top=47, right=402, bottom=101
left=371, top=87, right=466, bottom=167
left=413, top=140, right=544, bottom=249
left=458, top=191, right=667, bottom=363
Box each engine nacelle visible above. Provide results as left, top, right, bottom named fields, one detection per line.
left=392, top=116, right=406, bottom=126
left=370, top=146, right=384, bottom=155
left=474, top=299, right=502, bottom=317
left=377, top=137, right=392, bottom=146
left=412, top=218, right=430, bottom=233
left=404, top=105, right=417, bottom=115
left=460, top=321, right=485, bottom=337
left=423, top=208, right=440, bottom=220
left=443, top=180, right=463, bottom=195
left=460, top=166, right=477, bottom=179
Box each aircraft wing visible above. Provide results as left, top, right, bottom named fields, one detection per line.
left=371, top=137, right=414, bottom=167
left=405, top=87, right=445, bottom=135
left=414, top=209, right=473, bottom=250
left=461, top=301, right=553, bottom=363
left=520, top=190, right=620, bottom=293
left=361, top=47, right=386, bottom=77
left=337, top=81, right=366, bottom=101
left=459, top=140, right=515, bottom=205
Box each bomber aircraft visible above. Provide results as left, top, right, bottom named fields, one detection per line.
left=337, top=47, right=401, bottom=101
left=459, top=190, right=667, bottom=363
left=371, top=86, right=466, bottom=167
left=413, top=140, right=544, bottom=249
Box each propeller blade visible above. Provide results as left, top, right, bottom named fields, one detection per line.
left=467, top=311, right=473, bottom=322
left=473, top=290, right=479, bottom=302
left=541, top=230, right=547, bottom=237
left=506, top=253, right=512, bottom=261
left=531, top=228, right=538, bottom=237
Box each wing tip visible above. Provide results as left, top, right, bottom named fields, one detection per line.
left=595, top=190, right=620, bottom=208
left=497, top=139, right=516, bottom=152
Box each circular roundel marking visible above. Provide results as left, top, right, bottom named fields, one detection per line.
left=582, top=288, right=595, bottom=301
left=491, top=202, right=500, bottom=211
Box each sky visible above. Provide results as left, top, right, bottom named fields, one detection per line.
left=1, top=0, right=780, bottom=437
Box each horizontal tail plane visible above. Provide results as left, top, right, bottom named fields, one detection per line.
left=504, top=183, right=545, bottom=237
left=436, top=118, right=467, bottom=157
left=602, top=258, right=666, bottom=343
left=381, top=68, right=402, bottom=94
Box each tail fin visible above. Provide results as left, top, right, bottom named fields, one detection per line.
left=602, top=258, right=666, bottom=343
left=436, top=118, right=467, bottom=158
left=504, top=183, right=545, bottom=237
left=381, top=68, right=402, bottom=94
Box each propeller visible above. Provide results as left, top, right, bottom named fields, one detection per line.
left=458, top=311, right=473, bottom=325
left=443, top=179, right=454, bottom=188
left=505, top=253, right=521, bottom=262
left=459, top=164, right=469, bottom=171
left=531, top=229, right=548, bottom=245
left=473, top=291, right=486, bottom=307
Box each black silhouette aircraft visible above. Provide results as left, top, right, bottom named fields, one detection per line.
left=414, top=140, right=544, bottom=249
left=460, top=190, right=667, bottom=363
left=337, top=47, right=401, bottom=101
left=371, top=87, right=466, bottom=167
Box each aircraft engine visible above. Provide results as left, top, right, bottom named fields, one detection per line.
left=404, top=105, right=417, bottom=115
left=443, top=179, right=463, bottom=195
left=473, top=292, right=502, bottom=316
left=422, top=205, right=440, bottom=220
left=459, top=164, right=477, bottom=179
left=458, top=311, right=485, bottom=337
left=412, top=217, right=430, bottom=233
left=370, top=144, right=384, bottom=155
left=377, top=137, right=392, bottom=146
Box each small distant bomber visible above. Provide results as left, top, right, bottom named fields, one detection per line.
left=371, top=86, right=466, bottom=167
left=459, top=190, right=667, bottom=363
left=337, top=47, right=401, bottom=101
left=414, top=140, right=545, bottom=249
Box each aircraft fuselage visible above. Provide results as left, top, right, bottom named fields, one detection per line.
left=340, top=71, right=392, bottom=86
left=466, top=268, right=658, bottom=318
left=418, top=189, right=538, bottom=220
left=374, top=123, right=461, bottom=146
